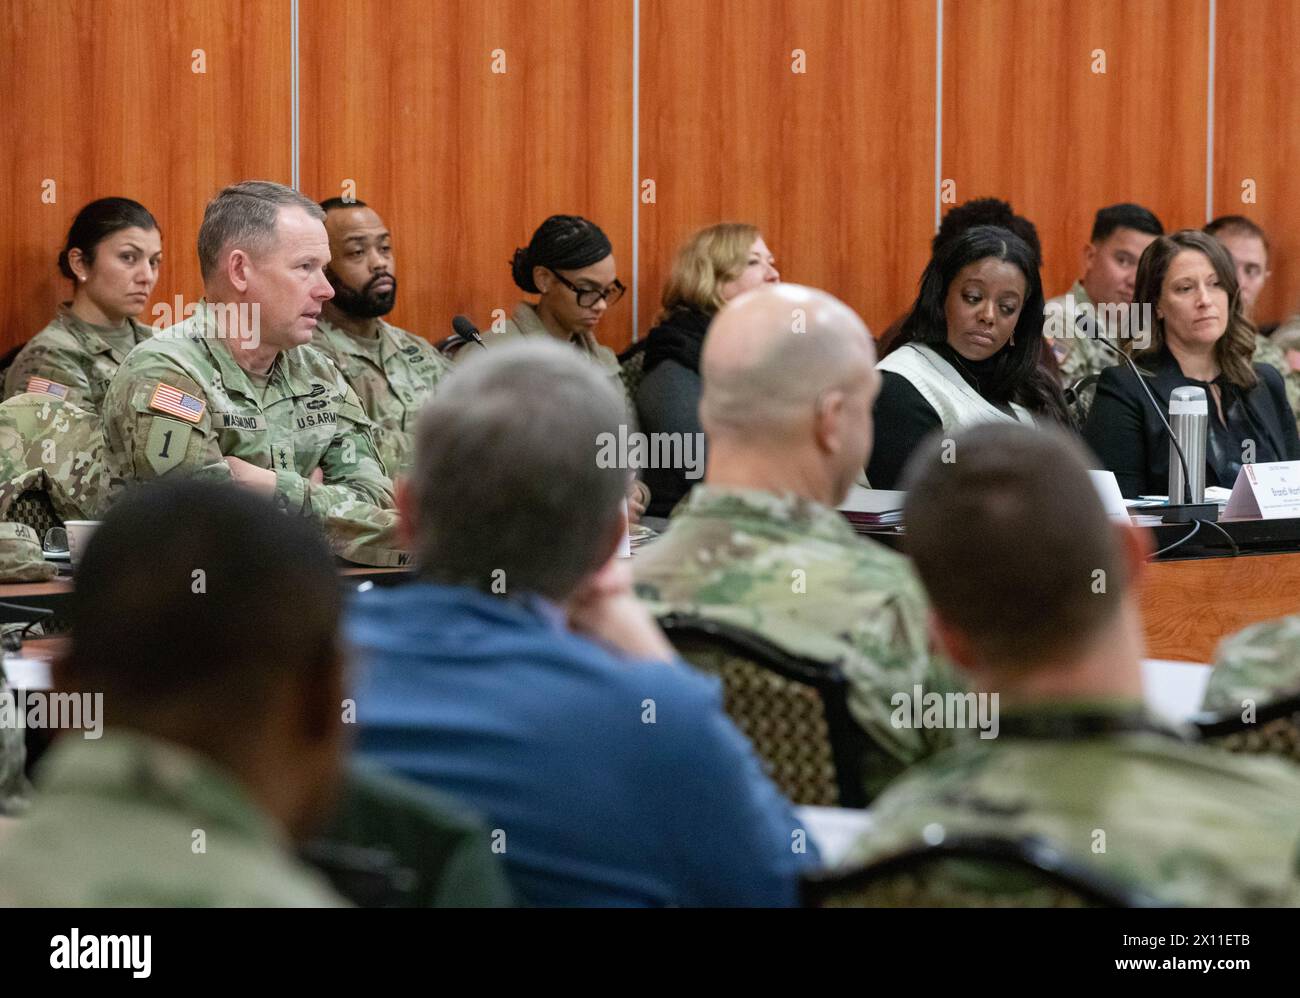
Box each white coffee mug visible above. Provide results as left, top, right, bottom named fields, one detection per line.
left=64, top=520, right=102, bottom=569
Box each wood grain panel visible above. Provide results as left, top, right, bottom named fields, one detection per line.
left=1139, top=552, right=1300, bottom=662
left=1214, top=0, right=1300, bottom=328
left=0, top=0, right=292, bottom=355
left=943, top=0, right=1209, bottom=304
left=638, top=0, right=935, bottom=341
left=298, top=0, right=634, bottom=349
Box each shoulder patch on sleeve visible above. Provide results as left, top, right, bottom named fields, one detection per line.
left=149, top=382, right=206, bottom=423
left=26, top=376, right=69, bottom=399
left=145, top=416, right=195, bottom=475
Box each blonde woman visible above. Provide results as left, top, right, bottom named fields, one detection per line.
left=636, top=223, right=779, bottom=516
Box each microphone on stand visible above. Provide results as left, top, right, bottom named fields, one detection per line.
left=1091, top=337, right=1216, bottom=523
left=451, top=315, right=487, bottom=350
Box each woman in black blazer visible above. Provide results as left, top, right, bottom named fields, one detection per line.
left=1084, top=229, right=1300, bottom=498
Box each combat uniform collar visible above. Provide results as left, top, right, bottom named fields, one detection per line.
left=994, top=698, right=1183, bottom=741
left=317, top=316, right=403, bottom=367
left=189, top=300, right=300, bottom=406
left=54, top=302, right=150, bottom=360
left=512, top=301, right=605, bottom=359
left=672, top=484, right=858, bottom=547
left=34, top=729, right=289, bottom=848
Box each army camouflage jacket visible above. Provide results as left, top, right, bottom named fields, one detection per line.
left=0, top=392, right=109, bottom=521
left=4, top=304, right=153, bottom=412
left=0, top=730, right=347, bottom=906
left=850, top=701, right=1300, bottom=906
left=102, top=303, right=406, bottom=567
left=1207, top=613, right=1300, bottom=711
left=311, top=317, right=451, bottom=476
left=633, top=485, right=958, bottom=798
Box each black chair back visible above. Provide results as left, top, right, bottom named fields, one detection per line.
left=803, top=834, right=1167, bottom=908
left=658, top=613, right=869, bottom=807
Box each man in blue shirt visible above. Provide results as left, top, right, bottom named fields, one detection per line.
left=347, top=338, right=815, bottom=906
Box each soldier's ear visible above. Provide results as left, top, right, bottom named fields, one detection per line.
left=66, top=247, right=90, bottom=284
left=226, top=249, right=252, bottom=293
left=1082, top=241, right=1097, bottom=274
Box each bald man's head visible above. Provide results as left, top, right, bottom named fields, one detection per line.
left=700, top=284, right=878, bottom=502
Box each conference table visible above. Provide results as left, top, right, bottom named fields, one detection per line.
left=5, top=514, right=1300, bottom=665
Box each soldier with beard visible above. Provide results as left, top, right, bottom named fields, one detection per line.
left=312, top=199, right=451, bottom=476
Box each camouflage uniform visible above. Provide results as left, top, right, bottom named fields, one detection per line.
left=311, top=317, right=451, bottom=476
left=848, top=702, right=1300, bottom=906
left=471, top=301, right=647, bottom=505
left=3, top=304, right=153, bottom=412
left=1251, top=334, right=1300, bottom=437
left=0, top=730, right=347, bottom=906
left=633, top=485, right=958, bottom=799
left=471, top=301, right=633, bottom=415
left=1043, top=281, right=1118, bottom=394
left=1206, top=614, right=1300, bottom=711
left=101, top=302, right=406, bottom=567
left=0, top=392, right=109, bottom=522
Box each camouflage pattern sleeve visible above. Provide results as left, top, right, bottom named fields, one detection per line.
left=295, top=382, right=405, bottom=567
left=101, top=364, right=229, bottom=489
left=1252, top=335, right=1300, bottom=435
left=0, top=393, right=110, bottom=519
left=3, top=336, right=95, bottom=409
left=1206, top=615, right=1300, bottom=712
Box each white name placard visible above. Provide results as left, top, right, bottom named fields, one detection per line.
left=1222, top=462, right=1300, bottom=519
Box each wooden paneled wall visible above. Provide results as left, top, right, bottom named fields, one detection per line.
left=0, top=0, right=291, bottom=355
left=1, top=0, right=1296, bottom=358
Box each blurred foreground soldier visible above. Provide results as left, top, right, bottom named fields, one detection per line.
left=349, top=338, right=815, bottom=906
left=1206, top=616, right=1300, bottom=713
left=634, top=284, right=956, bottom=799
left=847, top=424, right=1300, bottom=906
left=101, top=181, right=404, bottom=566
left=0, top=481, right=348, bottom=906
left=313, top=198, right=451, bottom=476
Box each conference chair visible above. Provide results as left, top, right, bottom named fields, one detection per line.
left=617, top=339, right=650, bottom=401
left=802, top=834, right=1166, bottom=908
left=657, top=613, right=870, bottom=808
left=300, top=762, right=513, bottom=908
left=1063, top=373, right=1100, bottom=428
left=1191, top=689, right=1300, bottom=764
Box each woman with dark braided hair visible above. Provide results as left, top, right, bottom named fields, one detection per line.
left=483, top=214, right=649, bottom=516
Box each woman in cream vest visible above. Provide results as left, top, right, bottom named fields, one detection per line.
left=868, top=225, right=1069, bottom=488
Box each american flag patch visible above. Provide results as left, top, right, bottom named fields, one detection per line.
left=26, top=376, right=69, bottom=399
left=149, top=382, right=206, bottom=424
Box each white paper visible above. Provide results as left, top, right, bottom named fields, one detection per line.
left=1088, top=470, right=1130, bottom=520
left=837, top=485, right=906, bottom=514
left=1141, top=658, right=1213, bottom=723
left=2, top=656, right=53, bottom=691
left=796, top=805, right=875, bottom=870
left=1223, top=462, right=1300, bottom=519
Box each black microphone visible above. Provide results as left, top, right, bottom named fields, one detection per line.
left=1092, top=337, right=1213, bottom=523
left=451, top=315, right=487, bottom=350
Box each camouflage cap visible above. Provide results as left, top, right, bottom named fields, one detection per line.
left=0, top=521, right=56, bottom=582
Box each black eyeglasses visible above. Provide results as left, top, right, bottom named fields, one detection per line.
left=547, top=268, right=625, bottom=309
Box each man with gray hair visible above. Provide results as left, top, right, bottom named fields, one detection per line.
left=346, top=337, right=815, bottom=906
left=634, top=284, right=957, bottom=800
left=102, top=180, right=403, bottom=565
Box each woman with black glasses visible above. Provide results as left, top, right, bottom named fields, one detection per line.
left=483, top=214, right=649, bottom=515
left=485, top=214, right=625, bottom=379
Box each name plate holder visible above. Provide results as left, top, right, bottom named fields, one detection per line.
left=1222, top=462, right=1300, bottom=519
